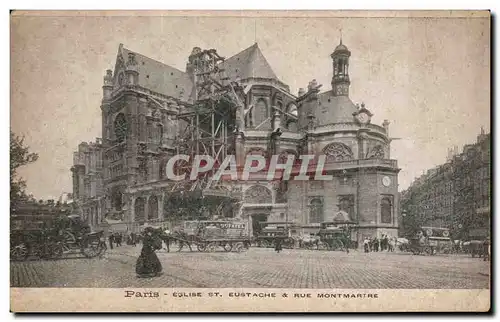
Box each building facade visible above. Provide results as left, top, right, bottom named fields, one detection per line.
left=72, top=40, right=401, bottom=244
left=400, top=130, right=491, bottom=239
left=70, top=140, right=105, bottom=228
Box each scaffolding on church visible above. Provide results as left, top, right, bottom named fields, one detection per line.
left=168, top=48, right=245, bottom=219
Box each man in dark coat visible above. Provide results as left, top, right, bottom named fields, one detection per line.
left=108, top=232, right=114, bottom=250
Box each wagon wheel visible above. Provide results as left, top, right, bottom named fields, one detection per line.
left=11, top=243, right=29, bottom=261
left=233, top=242, right=247, bottom=253
left=61, top=230, right=76, bottom=253
left=330, top=240, right=338, bottom=251
left=197, top=242, right=207, bottom=252
left=48, top=242, right=64, bottom=259
left=317, top=241, right=329, bottom=251
left=223, top=243, right=233, bottom=252
left=206, top=242, right=217, bottom=253
left=260, top=240, right=270, bottom=248
left=81, top=238, right=102, bottom=258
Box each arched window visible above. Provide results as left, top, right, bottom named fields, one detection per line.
left=309, top=198, right=324, bottom=224
left=337, top=60, right=343, bottom=75
left=114, top=113, right=128, bottom=143
left=159, top=159, right=167, bottom=180
left=338, top=195, right=355, bottom=220
left=323, top=143, right=353, bottom=162
left=253, top=98, right=268, bottom=128
left=244, top=185, right=272, bottom=204
left=381, top=196, right=393, bottom=224
left=288, top=104, right=298, bottom=117
left=139, top=160, right=148, bottom=183
left=287, top=120, right=298, bottom=132
left=134, top=197, right=146, bottom=223
left=148, top=196, right=159, bottom=221
left=112, top=189, right=123, bottom=211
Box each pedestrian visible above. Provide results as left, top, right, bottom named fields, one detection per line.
left=363, top=237, right=370, bottom=253
left=136, top=226, right=163, bottom=278
left=274, top=238, right=283, bottom=253
left=115, top=233, right=122, bottom=247
left=108, top=232, right=114, bottom=250
left=373, top=237, right=379, bottom=252
left=383, top=235, right=389, bottom=251
left=163, top=228, right=171, bottom=252
left=388, top=237, right=395, bottom=252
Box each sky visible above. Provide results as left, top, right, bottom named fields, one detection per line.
left=10, top=12, right=490, bottom=200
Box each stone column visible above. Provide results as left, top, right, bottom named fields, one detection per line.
left=158, top=193, right=164, bottom=221
left=129, top=195, right=135, bottom=223
left=144, top=195, right=150, bottom=222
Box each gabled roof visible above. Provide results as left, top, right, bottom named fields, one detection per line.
left=220, top=43, right=280, bottom=81
left=118, top=44, right=193, bottom=100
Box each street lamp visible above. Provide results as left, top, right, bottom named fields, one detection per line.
left=401, top=210, right=407, bottom=237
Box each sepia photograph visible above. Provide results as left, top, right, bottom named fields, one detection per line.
left=9, top=10, right=491, bottom=312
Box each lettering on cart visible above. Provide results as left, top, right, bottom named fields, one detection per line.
left=124, top=290, right=160, bottom=298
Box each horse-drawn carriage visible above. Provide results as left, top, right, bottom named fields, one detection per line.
left=255, top=222, right=295, bottom=249
left=317, top=222, right=351, bottom=252
left=164, top=220, right=252, bottom=253
left=10, top=214, right=106, bottom=261
left=407, top=227, right=452, bottom=255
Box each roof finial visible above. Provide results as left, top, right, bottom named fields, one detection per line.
left=340, top=28, right=343, bottom=45
left=254, top=19, right=257, bottom=44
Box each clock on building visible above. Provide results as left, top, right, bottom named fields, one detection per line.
left=382, top=176, right=391, bottom=187
left=357, top=112, right=370, bottom=124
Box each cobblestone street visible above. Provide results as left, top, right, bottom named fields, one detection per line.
left=10, top=246, right=490, bottom=289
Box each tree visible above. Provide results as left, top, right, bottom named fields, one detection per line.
left=10, top=131, right=38, bottom=210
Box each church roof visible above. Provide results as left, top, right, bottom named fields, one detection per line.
left=220, top=43, right=280, bottom=81
left=120, top=45, right=193, bottom=100
left=314, top=90, right=358, bottom=125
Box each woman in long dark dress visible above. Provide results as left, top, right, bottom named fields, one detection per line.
left=274, top=238, right=283, bottom=253
left=136, top=227, right=163, bottom=278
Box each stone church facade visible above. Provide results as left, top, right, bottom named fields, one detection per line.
left=71, top=40, right=401, bottom=244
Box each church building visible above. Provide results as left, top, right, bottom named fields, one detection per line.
left=71, top=39, right=401, bottom=245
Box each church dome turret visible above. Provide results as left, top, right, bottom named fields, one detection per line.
left=331, top=39, right=351, bottom=97
left=333, top=39, right=350, bottom=54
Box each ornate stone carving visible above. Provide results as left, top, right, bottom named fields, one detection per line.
left=333, top=210, right=351, bottom=223
left=244, top=185, right=272, bottom=204
left=152, top=109, right=161, bottom=119
left=278, top=150, right=297, bottom=164
left=366, top=145, right=385, bottom=159
left=323, top=143, right=353, bottom=161
left=247, top=147, right=267, bottom=157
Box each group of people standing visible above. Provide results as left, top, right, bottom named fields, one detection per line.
left=108, top=231, right=140, bottom=249
left=363, top=235, right=396, bottom=253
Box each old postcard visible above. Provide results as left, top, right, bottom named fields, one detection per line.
left=9, top=10, right=491, bottom=312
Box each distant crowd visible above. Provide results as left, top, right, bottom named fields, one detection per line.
left=363, top=234, right=396, bottom=253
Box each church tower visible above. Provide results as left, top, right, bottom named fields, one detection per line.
left=331, top=39, right=351, bottom=97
